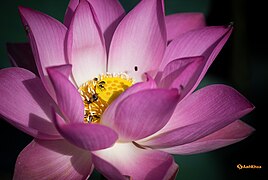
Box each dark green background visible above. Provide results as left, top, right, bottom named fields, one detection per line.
left=0, top=0, right=267, bottom=179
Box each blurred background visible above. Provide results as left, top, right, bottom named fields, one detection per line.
left=0, top=0, right=267, bottom=179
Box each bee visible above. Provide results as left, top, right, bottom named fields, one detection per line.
left=92, top=77, right=98, bottom=88
left=86, top=93, right=98, bottom=104
left=98, top=81, right=106, bottom=90
left=87, top=116, right=93, bottom=122
left=85, top=78, right=106, bottom=105
left=92, top=93, right=98, bottom=101
left=87, top=114, right=100, bottom=123
left=85, top=77, right=100, bottom=103
left=92, top=77, right=106, bottom=90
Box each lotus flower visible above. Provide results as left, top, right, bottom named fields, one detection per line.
left=0, top=0, right=254, bottom=179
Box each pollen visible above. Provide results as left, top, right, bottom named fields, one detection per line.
left=79, top=73, right=133, bottom=123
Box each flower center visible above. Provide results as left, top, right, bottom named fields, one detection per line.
left=79, top=73, right=133, bottom=123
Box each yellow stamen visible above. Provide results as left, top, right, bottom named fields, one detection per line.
left=79, top=73, right=133, bottom=123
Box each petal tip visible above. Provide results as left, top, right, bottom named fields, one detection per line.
left=18, top=6, right=33, bottom=16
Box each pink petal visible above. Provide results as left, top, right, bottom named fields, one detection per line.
left=64, top=0, right=125, bottom=51
left=6, top=43, right=38, bottom=75
left=165, top=13, right=206, bottom=42
left=108, top=0, right=166, bottom=81
left=14, top=139, right=92, bottom=179
left=159, top=120, right=255, bottom=154
left=47, top=66, right=84, bottom=123
left=103, top=89, right=180, bottom=142
left=157, top=56, right=205, bottom=100
left=91, top=155, right=126, bottom=180
left=160, top=26, right=233, bottom=96
left=0, top=68, right=60, bottom=139
left=19, top=7, right=67, bottom=99
left=52, top=110, right=118, bottom=151
left=166, top=162, right=179, bottom=180
left=66, top=0, right=107, bottom=86
left=47, top=64, right=76, bottom=86
left=161, top=26, right=232, bottom=68
left=101, top=74, right=157, bottom=123
left=139, top=85, right=254, bottom=148
left=64, top=0, right=79, bottom=27
left=47, top=64, right=72, bottom=78
left=111, top=74, right=157, bottom=103
left=168, top=84, right=254, bottom=128
left=87, top=0, right=125, bottom=51
left=92, top=142, right=178, bottom=180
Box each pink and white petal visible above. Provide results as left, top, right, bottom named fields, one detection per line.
left=165, top=161, right=179, bottom=180
left=165, top=13, right=206, bottom=42
left=161, top=26, right=232, bottom=69
left=66, top=0, right=106, bottom=86
left=6, top=120, right=58, bottom=140
left=158, top=120, right=255, bottom=155
left=64, top=0, right=125, bottom=51
left=160, top=26, right=232, bottom=96
left=91, top=155, right=126, bottom=180
left=19, top=7, right=67, bottom=99
left=47, top=64, right=76, bottom=86
left=103, top=89, right=180, bottom=141
left=87, top=0, right=125, bottom=51
left=164, top=85, right=254, bottom=131
left=139, top=115, right=244, bottom=148
left=108, top=0, right=166, bottom=82
left=139, top=85, right=254, bottom=147
left=101, top=74, right=157, bottom=124
left=64, top=0, right=79, bottom=27
left=92, top=142, right=178, bottom=180
left=158, top=57, right=203, bottom=85
left=14, top=139, right=92, bottom=180
left=6, top=43, right=38, bottom=75
left=52, top=111, right=118, bottom=151
left=158, top=56, right=205, bottom=100
left=47, top=66, right=84, bottom=123
left=47, top=64, right=72, bottom=78
left=0, top=68, right=60, bottom=139
left=111, top=73, right=158, bottom=103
